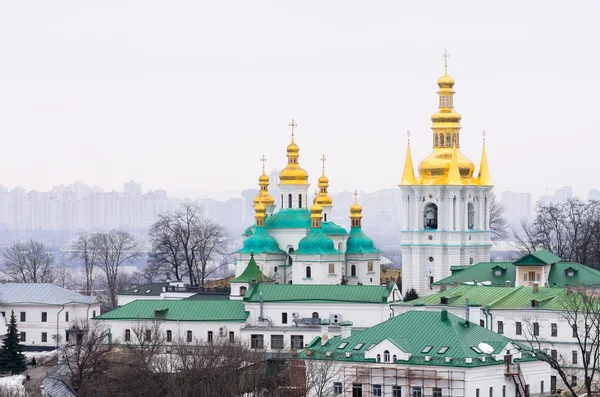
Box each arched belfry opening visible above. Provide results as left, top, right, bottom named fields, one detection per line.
left=468, top=203, right=475, bottom=230
left=424, top=203, right=438, bottom=230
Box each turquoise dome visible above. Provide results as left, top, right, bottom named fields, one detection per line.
left=294, top=228, right=341, bottom=256
left=322, top=221, right=348, bottom=235
left=238, top=227, right=285, bottom=255
left=243, top=226, right=254, bottom=237
left=265, top=209, right=311, bottom=229
left=346, top=226, right=380, bottom=255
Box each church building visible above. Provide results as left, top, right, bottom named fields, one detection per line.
left=399, top=56, right=493, bottom=296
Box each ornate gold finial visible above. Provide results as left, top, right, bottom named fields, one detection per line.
left=442, top=48, right=450, bottom=73
left=407, top=130, right=411, bottom=142
left=320, top=154, right=327, bottom=173
left=353, top=190, right=359, bottom=203
left=260, top=154, right=267, bottom=174
left=288, top=119, right=297, bottom=139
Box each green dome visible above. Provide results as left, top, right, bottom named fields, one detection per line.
left=265, top=209, right=311, bottom=229
left=294, top=228, right=341, bottom=256
left=322, top=221, right=347, bottom=235
left=346, top=226, right=380, bottom=255
left=243, top=226, right=254, bottom=237
left=238, top=227, right=285, bottom=255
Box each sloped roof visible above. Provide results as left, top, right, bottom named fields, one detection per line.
left=491, top=287, right=566, bottom=310
left=433, top=262, right=514, bottom=287
left=237, top=227, right=286, bottom=255
left=300, top=311, right=534, bottom=367
left=321, top=221, right=348, bottom=235
left=294, top=228, right=341, bottom=256
left=95, top=299, right=248, bottom=322
left=345, top=226, right=380, bottom=255
left=0, top=284, right=97, bottom=305
left=265, top=209, right=311, bottom=229
left=244, top=283, right=394, bottom=304
left=548, top=262, right=600, bottom=287
left=513, top=250, right=561, bottom=266
left=119, top=283, right=168, bottom=296
left=231, top=254, right=269, bottom=283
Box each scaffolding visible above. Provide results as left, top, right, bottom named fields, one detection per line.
left=342, top=365, right=466, bottom=397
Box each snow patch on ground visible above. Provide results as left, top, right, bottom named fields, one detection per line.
left=24, top=350, right=58, bottom=364
left=0, top=375, right=26, bottom=396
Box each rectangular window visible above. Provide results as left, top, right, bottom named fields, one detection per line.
left=533, top=322, right=539, bottom=336
left=41, top=312, right=47, bottom=322
left=497, top=321, right=504, bottom=334
left=20, top=332, right=26, bottom=342
left=251, top=334, right=264, bottom=349
left=93, top=311, right=96, bottom=318
left=572, top=350, right=578, bottom=364
left=586, top=351, right=591, bottom=365
left=65, top=312, right=69, bottom=322
left=392, top=386, right=402, bottom=397
left=166, top=330, right=172, bottom=342
left=352, top=384, right=362, bottom=397
left=412, top=387, right=422, bottom=397
left=207, top=331, right=213, bottom=343
left=524, top=273, right=528, bottom=282
left=282, top=312, right=288, bottom=324
left=536, top=273, right=541, bottom=282
left=573, top=324, right=578, bottom=337
left=368, top=262, right=373, bottom=272
left=271, top=334, right=284, bottom=350
left=551, top=323, right=558, bottom=337
left=476, top=389, right=480, bottom=397
left=540, top=381, right=544, bottom=393
left=551, top=376, right=557, bottom=393
left=125, top=329, right=131, bottom=342
left=489, top=386, right=493, bottom=397
left=145, top=329, right=151, bottom=341
left=229, top=331, right=235, bottom=343
left=502, top=385, right=506, bottom=397
left=329, top=263, right=335, bottom=274
left=333, top=382, right=342, bottom=394
left=186, top=330, right=192, bottom=343
left=291, top=335, right=304, bottom=349
left=480, top=319, right=485, bottom=327
left=20, top=312, right=26, bottom=322
left=41, top=332, right=47, bottom=343
left=516, top=322, right=522, bottom=335
left=372, top=385, right=382, bottom=396
left=433, top=387, right=442, bottom=397
left=551, top=349, right=557, bottom=361
left=571, top=376, right=577, bottom=387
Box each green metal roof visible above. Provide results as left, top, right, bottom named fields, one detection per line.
left=265, top=209, right=311, bottom=229
left=243, top=226, right=254, bottom=237
left=95, top=299, right=248, bottom=322
left=237, top=227, right=286, bottom=255
left=119, top=283, right=168, bottom=296
left=244, top=283, right=394, bottom=304
left=299, top=310, right=535, bottom=367
left=548, top=261, right=600, bottom=286
left=399, top=285, right=517, bottom=308
left=231, top=254, right=270, bottom=283
left=294, top=227, right=341, bottom=256
left=433, top=262, right=514, bottom=287
left=513, top=250, right=561, bottom=266
left=321, top=221, right=348, bottom=235
left=345, top=226, right=380, bottom=255
left=183, top=293, right=230, bottom=301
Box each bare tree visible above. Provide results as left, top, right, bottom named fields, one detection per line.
left=522, top=286, right=600, bottom=396
left=489, top=189, right=508, bottom=242
left=55, top=262, right=75, bottom=289
left=69, top=233, right=99, bottom=295
left=2, top=239, right=54, bottom=283
left=148, top=213, right=186, bottom=281
left=194, top=217, right=231, bottom=286
left=304, top=354, right=345, bottom=397
left=93, top=230, right=141, bottom=308
left=513, top=198, right=600, bottom=269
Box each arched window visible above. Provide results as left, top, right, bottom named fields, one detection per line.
left=288, top=194, right=292, bottom=209
left=376, top=354, right=381, bottom=363
left=312, top=312, right=319, bottom=319
left=351, top=265, right=356, bottom=277
left=440, top=134, right=445, bottom=147
left=338, top=242, right=343, bottom=251
left=435, top=134, right=439, bottom=146
left=240, top=286, right=247, bottom=296
left=288, top=248, right=294, bottom=266
left=446, top=133, right=451, bottom=147
left=273, top=266, right=278, bottom=273
left=306, top=266, right=312, bottom=279
left=299, top=194, right=302, bottom=208
left=384, top=350, right=390, bottom=362
left=468, top=203, right=475, bottom=230
left=324, top=213, right=327, bottom=222
left=424, top=203, right=438, bottom=230
left=393, top=355, right=397, bottom=362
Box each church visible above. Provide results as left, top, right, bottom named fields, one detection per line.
left=399, top=54, right=493, bottom=296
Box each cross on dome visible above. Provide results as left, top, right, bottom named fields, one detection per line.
left=321, top=154, right=327, bottom=172
left=482, top=130, right=487, bottom=143
left=442, top=48, right=450, bottom=72
left=288, top=119, right=297, bottom=138
left=353, top=190, right=359, bottom=203
left=260, top=154, right=267, bottom=173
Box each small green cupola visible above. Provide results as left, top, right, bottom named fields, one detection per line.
left=346, top=191, right=380, bottom=255
left=238, top=203, right=285, bottom=255
left=294, top=202, right=341, bottom=255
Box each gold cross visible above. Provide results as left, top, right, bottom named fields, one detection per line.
left=442, top=48, right=450, bottom=72
left=407, top=130, right=411, bottom=142
left=260, top=154, right=267, bottom=173
left=321, top=154, right=327, bottom=172
left=353, top=190, right=359, bottom=203
left=288, top=119, right=297, bottom=138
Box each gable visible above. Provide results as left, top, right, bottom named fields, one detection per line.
left=364, top=339, right=411, bottom=362
left=513, top=250, right=561, bottom=266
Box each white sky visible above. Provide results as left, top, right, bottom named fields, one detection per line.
left=0, top=1, right=598, bottom=199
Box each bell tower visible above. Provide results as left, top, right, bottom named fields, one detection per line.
left=399, top=51, right=493, bottom=296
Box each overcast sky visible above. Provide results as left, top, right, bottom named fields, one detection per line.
left=0, top=1, right=598, bottom=200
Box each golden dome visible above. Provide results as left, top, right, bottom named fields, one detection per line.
left=279, top=120, right=309, bottom=185
left=437, top=72, right=455, bottom=88
left=253, top=155, right=276, bottom=206
left=418, top=149, right=475, bottom=184
left=255, top=202, right=267, bottom=220
left=315, top=154, right=333, bottom=206
left=310, top=202, right=323, bottom=219
left=350, top=190, right=362, bottom=220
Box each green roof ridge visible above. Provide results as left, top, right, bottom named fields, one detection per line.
left=244, top=284, right=391, bottom=304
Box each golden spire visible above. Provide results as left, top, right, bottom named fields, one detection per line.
left=315, top=153, right=333, bottom=206
left=400, top=131, right=416, bottom=185
left=477, top=131, right=492, bottom=185
left=279, top=119, right=309, bottom=185
left=349, top=190, right=362, bottom=227
left=253, top=154, right=275, bottom=206
left=310, top=202, right=323, bottom=228
left=446, top=142, right=462, bottom=185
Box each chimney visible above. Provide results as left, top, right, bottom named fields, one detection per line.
left=465, top=297, right=470, bottom=327
left=321, top=324, right=330, bottom=346
left=567, top=285, right=573, bottom=296
left=533, top=282, right=539, bottom=293
left=577, top=285, right=585, bottom=294
left=306, top=349, right=313, bottom=356
left=340, top=322, right=353, bottom=339
left=440, top=283, right=446, bottom=292
left=505, top=280, right=511, bottom=288
left=441, top=309, right=448, bottom=321
left=453, top=281, right=460, bottom=287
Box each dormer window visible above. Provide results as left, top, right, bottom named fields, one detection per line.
left=440, top=297, right=448, bottom=305
left=354, top=343, right=364, bottom=350
left=494, top=270, right=502, bottom=276
left=422, top=345, right=433, bottom=353
left=438, top=346, right=449, bottom=354
left=470, top=346, right=483, bottom=354
left=154, top=310, right=163, bottom=317
left=532, top=300, right=540, bottom=308
left=567, top=270, right=575, bottom=277
left=338, top=342, right=348, bottom=349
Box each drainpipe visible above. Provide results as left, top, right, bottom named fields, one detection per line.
left=257, top=292, right=272, bottom=327
left=56, top=305, right=65, bottom=348
left=483, top=307, right=492, bottom=331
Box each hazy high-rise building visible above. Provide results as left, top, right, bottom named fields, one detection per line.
left=124, top=180, right=142, bottom=195
left=501, top=191, right=532, bottom=226
left=588, top=189, right=600, bottom=201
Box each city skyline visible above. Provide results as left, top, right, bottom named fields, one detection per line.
left=1, top=2, right=599, bottom=198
